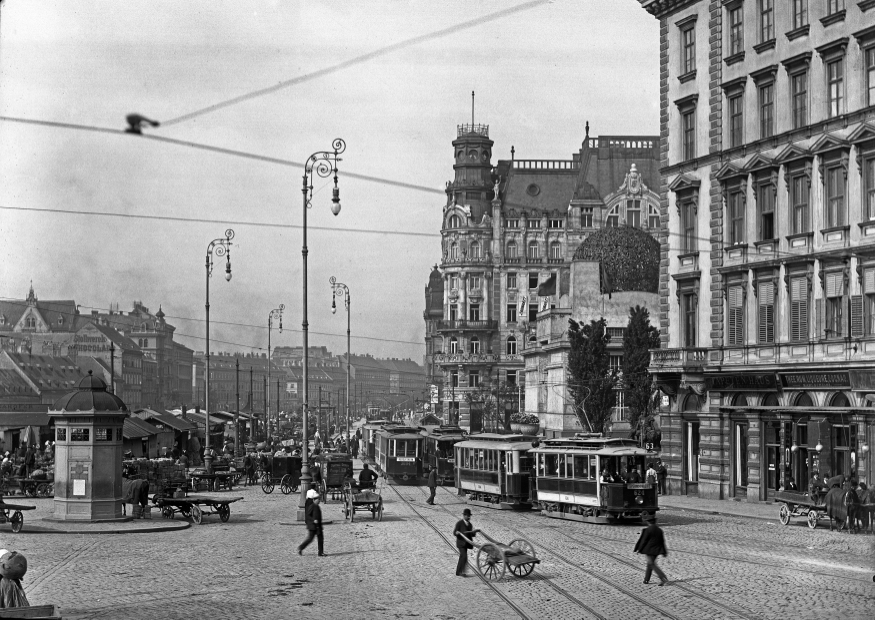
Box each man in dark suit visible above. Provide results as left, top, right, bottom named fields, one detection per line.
left=426, top=468, right=438, bottom=505
left=297, top=489, right=325, bottom=556
left=359, top=464, right=378, bottom=488
left=453, top=508, right=479, bottom=576
left=634, top=515, right=668, bottom=585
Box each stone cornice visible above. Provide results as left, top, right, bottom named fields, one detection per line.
left=640, top=0, right=699, bottom=19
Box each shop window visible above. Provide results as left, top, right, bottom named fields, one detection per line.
left=685, top=420, right=701, bottom=483
left=762, top=393, right=779, bottom=406
left=830, top=393, right=850, bottom=408
left=735, top=423, right=749, bottom=487
left=757, top=279, right=775, bottom=343
left=794, top=392, right=813, bottom=407
left=731, top=393, right=747, bottom=406
left=832, top=423, right=856, bottom=479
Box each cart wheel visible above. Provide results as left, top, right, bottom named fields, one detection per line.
left=191, top=504, right=203, bottom=525
left=807, top=509, right=818, bottom=530
left=36, top=483, right=48, bottom=497
left=218, top=504, right=230, bottom=523
left=779, top=503, right=791, bottom=526
left=376, top=499, right=383, bottom=521
left=11, top=511, right=23, bottom=533
left=507, top=539, right=537, bottom=577
left=280, top=475, right=293, bottom=495
left=261, top=475, right=275, bottom=495
left=162, top=506, right=174, bottom=519
left=477, top=543, right=506, bottom=581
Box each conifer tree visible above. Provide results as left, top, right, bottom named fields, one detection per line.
left=567, top=317, right=617, bottom=433
left=622, top=305, right=660, bottom=440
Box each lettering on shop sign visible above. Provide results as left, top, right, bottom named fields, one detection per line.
left=779, top=372, right=851, bottom=389
left=849, top=369, right=875, bottom=390
left=705, top=374, right=777, bottom=391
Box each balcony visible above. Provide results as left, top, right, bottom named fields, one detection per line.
left=649, top=348, right=708, bottom=370
left=457, top=124, right=489, bottom=138
left=437, top=320, right=497, bottom=332
left=716, top=340, right=865, bottom=366
left=441, top=255, right=493, bottom=267
left=434, top=353, right=506, bottom=365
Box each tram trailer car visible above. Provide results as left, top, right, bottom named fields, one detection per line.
left=360, top=419, right=394, bottom=463
left=530, top=435, right=658, bottom=524
left=421, top=425, right=467, bottom=485
left=454, top=434, right=538, bottom=510
left=375, top=426, right=423, bottom=484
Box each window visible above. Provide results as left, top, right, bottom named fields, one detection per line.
left=626, top=199, right=641, bottom=228
left=449, top=337, right=459, bottom=354
left=470, top=336, right=480, bottom=354
left=449, top=304, right=458, bottom=321
left=581, top=208, right=593, bottom=228
left=450, top=275, right=459, bottom=290
left=789, top=275, right=809, bottom=342
left=648, top=205, right=660, bottom=229
left=609, top=355, right=622, bottom=372
left=729, top=94, right=744, bottom=148
left=759, top=0, right=774, bottom=42
left=448, top=214, right=462, bottom=228
left=470, top=242, right=481, bottom=259
left=791, top=71, right=808, bottom=129
left=529, top=273, right=539, bottom=289
left=606, top=205, right=619, bottom=228
left=682, top=291, right=698, bottom=346
left=682, top=109, right=696, bottom=160
left=527, top=219, right=541, bottom=229
left=865, top=157, right=875, bottom=221
left=469, top=370, right=481, bottom=388
left=728, top=189, right=745, bottom=245
left=548, top=219, right=564, bottom=229
left=142, top=338, right=149, bottom=348
left=826, top=58, right=844, bottom=118
left=759, top=83, right=774, bottom=138
left=450, top=243, right=459, bottom=259
left=506, top=370, right=517, bottom=386
left=507, top=304, right=517, bottom=323
left=728, top=4, right=744, bottom=56
left=757, top=279, right=775, bottom=343
left=505, top=219, right=519, bottom=229
left=826, top=0, right=844, bottom=15
left=469, top=304, right=480, bottom=321
left=824, top=163, right=846, bottom=228
left=682, top=24, right=696, bottom=74
left=506, top=241, right=517, bottom=258
left=867, top=47, right=875, bottom=107
left=680, top=200, right=697, bottom=253
left=864, top=267, right=875, bottom=335
left=529, top=306, right=538, bottom=322
left=549, top=242, right=562, bottom=259
left=686, top=421, right=701, bottom=482
left=527, top=241, right=539, bottom=259
left=506, top=336, right=517, bottom=355
left=824, top=271, right=844, bottom=338
left=790, top=172, right=810, bottom=234
left=451, top=369, right=459, bottom=387
left=791, top=0, right=808, bottom=29
left=507, top=273, right=517, bottom=289
left=470, top=275, right=481, bottom=290
left=727, top=284, right=745, bottom=345
left=758, top=181, right=775, bottom=240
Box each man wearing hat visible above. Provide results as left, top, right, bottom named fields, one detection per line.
left=633, top=515, right=668, bottom=585
left=452, top=508, right=479, bottom=577
left=297, top=489, right=325, bottom=556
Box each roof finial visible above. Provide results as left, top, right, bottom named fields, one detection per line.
left=511, top=145, right=515, bottom=160
left=26, top=281, right=36, bottom=303
left=585, top=120, right=589, bottom=138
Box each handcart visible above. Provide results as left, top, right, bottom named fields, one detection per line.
left=153, top=495, right=243, bottom=525
left=261, top=454, right=302, bottom=495
left=342, top=481, right=383, bottom=522
left=0, top=502, right=36, bottom=533
left=17, top=478, right=53, bottom=498
left=458, top=531, right=540, bottom=580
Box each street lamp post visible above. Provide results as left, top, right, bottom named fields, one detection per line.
left=267, top=305, right=284, bottom=441
left=235, top=357, right=240, bottom=456
left=297, top=138, right=345, bottom=522
left=204, top=229, right=234, bottom=474
left=330, top=276, right=351, bottom=454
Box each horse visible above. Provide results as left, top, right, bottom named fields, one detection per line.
left=824, top=487, right=860, bottom=533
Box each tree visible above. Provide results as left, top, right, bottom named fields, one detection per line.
left=567, top=317, right=617, bottom=434
left=622, top=305, right=661, bottom=442
left=463, top=378, right=521, bottom=432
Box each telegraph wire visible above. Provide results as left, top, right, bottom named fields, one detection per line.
left=159, top=0, right=551, bottom=126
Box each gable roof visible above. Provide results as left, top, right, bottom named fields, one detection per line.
left=87, top=322, right=142, bottom=351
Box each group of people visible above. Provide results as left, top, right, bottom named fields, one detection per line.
left=804, top=471, right=875, bottom=532
left=599, top=460, right=668, bottom=495
left=0, top=442, right=55, bottom=481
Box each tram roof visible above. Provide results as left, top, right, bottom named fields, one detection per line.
left=420, top=425, right=467, bottom=439
left=455, top=434, right=537, bottom=451
left=375, top=426, right=422, bottom=439
left=529, top=437, right=650, bottom=455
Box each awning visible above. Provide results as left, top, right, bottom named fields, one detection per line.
left=0, top=412, right=51, bottom=430
left=20, top=425, right=41, bottom=446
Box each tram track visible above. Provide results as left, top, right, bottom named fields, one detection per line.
left=433, top=486, right=763, bottom=620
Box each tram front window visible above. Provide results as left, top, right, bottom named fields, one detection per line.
left=545, top=454, right=558, bottom=476
left=437, top=441, right=452, bottom=459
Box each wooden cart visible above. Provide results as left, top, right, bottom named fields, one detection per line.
left=317, top=455, right=354, bottom=502
left=153, top=495, right=243, bottom=525
left=459, top=531, right=540, bottom=580
left=17, top=478, right=54, bottom=498
left=0, top=502, right=36, bottom=533
left=342, top=481, right=383, bottom=522
left=260, top=455, right=301, bottom=495
left=775, top=489, right=827, bottom=529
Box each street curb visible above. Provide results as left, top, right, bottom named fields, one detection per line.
left=22, top=520, right=192, bottom=535
left=660, top=504, right=776, bottom=522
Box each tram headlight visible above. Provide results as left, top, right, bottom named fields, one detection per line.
left=635, top=495, right=645, bottom=505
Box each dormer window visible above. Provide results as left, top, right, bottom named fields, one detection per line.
left=447, top=215, right=462, bottom=228
left=58, top=317, right=64, bottom=325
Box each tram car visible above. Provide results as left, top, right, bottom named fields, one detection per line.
left=530, top=434, right=658, bottom=523
left=359, top=419, right=394, bottom=463
left=454, top=434, right=537, bottom=510
left=420, top=425, right=467, bottom=485
left=374, top=425, right=424, bottom=484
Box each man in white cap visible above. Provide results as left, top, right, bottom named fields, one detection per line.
left=297, top=488, right=325, bottom=556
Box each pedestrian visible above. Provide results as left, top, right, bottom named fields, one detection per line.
left=297, top=489, right=326, bottom=556
left=23, top=447, right=35, bottom=479
left=634, top=515, right=668, bottom=585
left=426, top=467, right=437, bottom=505
left=242, top=453, right=254, bottom=486
left=453, top=508, right=479, bottom=577
left=646, top=462, right=658, bottom=486
left=657, top=460, right=667, bottom=495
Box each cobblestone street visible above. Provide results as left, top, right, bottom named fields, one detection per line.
left=10, top=467, right=875, bottom=620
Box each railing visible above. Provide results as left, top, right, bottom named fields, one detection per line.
left=607, top=327, right=625, bottom=341
left=716, top=340, right=863, bottom=365
left=649, top=348, right=708, bottom=368
left=434, top=353, right=521, bottom=364
left=458, top=124, right=489, bottom=137
left=437, top=320, right=498, bottom=331
left=547, top=258, right=564, bottom=264
left=512, top=159, right=578, bottom=170
left=441, top=255, right=493, bottom=267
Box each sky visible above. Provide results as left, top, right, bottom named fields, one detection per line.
left=0, top=0, right=659, bottom=363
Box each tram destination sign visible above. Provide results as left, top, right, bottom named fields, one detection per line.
left=779, top=371, right=851, bottom=389
left=705, top=374, right=777, bottom=391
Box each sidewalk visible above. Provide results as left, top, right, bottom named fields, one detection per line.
left=658, top=493, right=778, bottom=521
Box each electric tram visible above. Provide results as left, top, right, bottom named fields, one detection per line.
left=420, top=425, right=467, bottom=485
left=454, top=433, right=537, bottom=510
left=359, top=419, right=394, bottom=463
left=529, top=434, right=658, bottom=523
left=374, top=425, right=424, bottom=484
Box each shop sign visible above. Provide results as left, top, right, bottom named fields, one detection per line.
left=706, top=374, right=777, bottom=391
left=779, top=371, right=851, bottom=389
left=849, top=369, right=875, bottom=391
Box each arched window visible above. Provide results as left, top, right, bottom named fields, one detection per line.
left=550, top=241, right=562, bottom=259
left=794, top=392, right=814, bottom=407
left=138, top=339, right=142, bottom=347
left=527, top=241, right=539, bottom=259
left=142, top=322, right=148, bottom=331
left=142, top=338, right=149, bottom=348
left=506, top=241, right=517, bottom=258
left=470, top=242, right=481, bottom=259
left=762, top=393, right=779, bottom=407
left=450, top=243, right=459, bottom=259
left=448, top=214, right=462, bottom=228
left=506, top=336, right=517, bottom=355
left=470, top=337, right=480, bottom=354
left=682, top=393, right=701, bottom=412
left=449, top=337, right=458, bottom=354
left=648, top=204, right=660, bottom=229
left=830, top=393, right=850, bottom=407
left=606, top=204, right=619, bottom=228
left=731, top=393, right=747, bottom=406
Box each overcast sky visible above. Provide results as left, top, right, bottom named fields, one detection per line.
left=0, top=0, right=658, bottom=363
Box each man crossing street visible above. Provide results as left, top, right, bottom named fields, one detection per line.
left=426, top=468, right=437, bottom=505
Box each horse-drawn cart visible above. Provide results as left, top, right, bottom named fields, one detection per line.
left=342, top=481, right=383, bottom=522
left=0, top=502, right=35, bottom=533
left=153, top=495, right=243, bottom=525
left=775, top=489, right=826, bottom=529
left=459, top=531, right=540, bottom=580
left=261, top=455, right=301, bottom=495
left=317, top=454, right=353, bottom=501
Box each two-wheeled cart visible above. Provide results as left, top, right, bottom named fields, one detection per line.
left=459, top=531, right=540, bottom=580
left=0, top=502, right=35, bottom=533
left=153, top=495, right=243, bottom=525
left=775, top=489, right=827, bottom=529
left=342, top=481, right=383, bottom=522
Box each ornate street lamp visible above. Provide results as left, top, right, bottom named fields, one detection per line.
left=330, top=276, right=351, bottom=454
left=297, top=138, right=345, bottom=522
left=267, top=304, right=284, bottom=440
left=204, top=229, right=234, bottom=474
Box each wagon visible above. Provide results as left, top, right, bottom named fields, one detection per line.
left=775, top=489, right=827, bottom=529
left=260, top=455, right=302, bottom=495
left=153, top=495, right=243, bottom=525
left=342, top=481, right=383, bottom=522
left=459, top=531, right=540, bottom=580
left=0, top=502, right=36, bottom=533
left=17, top=478, right=53, bottom=498
left=317, top=454, right=354, bottom=501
